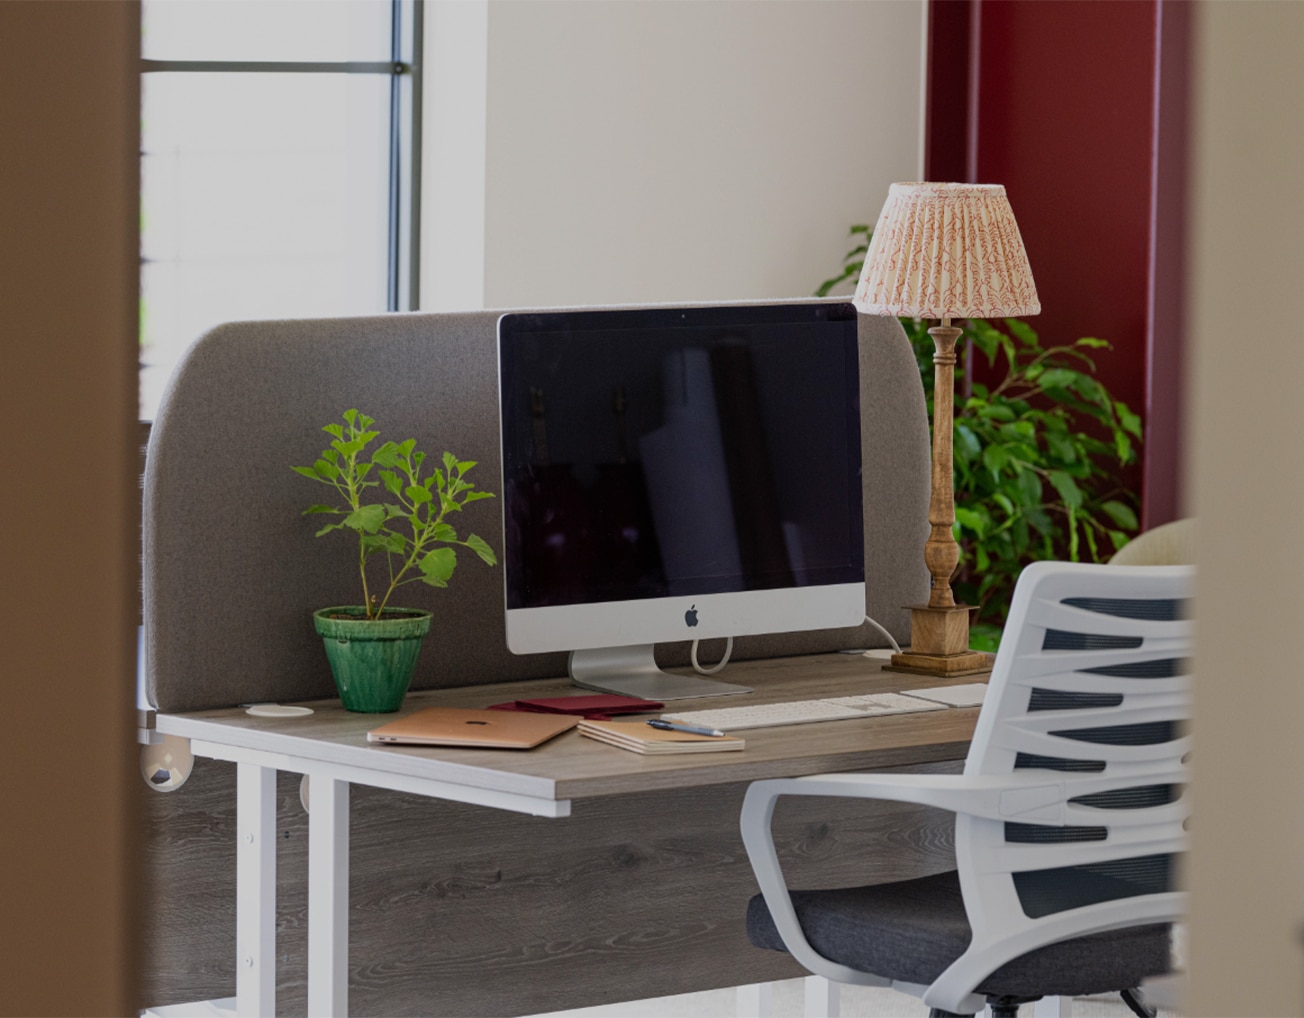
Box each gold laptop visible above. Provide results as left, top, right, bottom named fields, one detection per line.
left=366, top=707, right=579, bottom=749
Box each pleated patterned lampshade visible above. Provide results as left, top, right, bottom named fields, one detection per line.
left=853, top=182, right=1040, bottom=320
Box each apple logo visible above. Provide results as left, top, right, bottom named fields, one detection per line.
left=684, top=604, right=699, bottom=627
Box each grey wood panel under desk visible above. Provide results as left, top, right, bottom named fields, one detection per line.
left=142, top=758, right=961, bottom=1017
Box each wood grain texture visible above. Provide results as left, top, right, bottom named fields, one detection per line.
left=141, top=655, right=973, bottom=1015
left=157, top=654, right=979, bottom=802
left=141, top=759, right=959, bottom=1016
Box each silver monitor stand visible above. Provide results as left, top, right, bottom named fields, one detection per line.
left=568, top=645, right=751, bottom=700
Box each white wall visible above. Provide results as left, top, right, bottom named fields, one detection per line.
left=1183, top=2, right=1304, bottom=1013
left=423, top=0, right=924, bottom=310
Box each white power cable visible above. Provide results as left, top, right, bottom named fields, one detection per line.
left=689, top=614, right=898, bottom=676
left=862, top=614, right=902, bottom=654
left=691, top=635, right=734, bottom=674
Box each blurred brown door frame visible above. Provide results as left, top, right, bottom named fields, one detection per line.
left=0, top=2, right=142, bottom=1014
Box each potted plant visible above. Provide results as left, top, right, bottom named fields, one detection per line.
left=293, top=409, right=497, bottom=712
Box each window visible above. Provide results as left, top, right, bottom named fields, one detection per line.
left=139, top=0, right=422, bottom=418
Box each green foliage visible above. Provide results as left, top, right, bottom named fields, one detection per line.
left=294, top=409, right=497, bottom=619
left=819, top=228, right=1142, bottom=645
left=815, top=223, right=872, bottom=298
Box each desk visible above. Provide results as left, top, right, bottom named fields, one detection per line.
left=152, top=653, right=980, bottom=1017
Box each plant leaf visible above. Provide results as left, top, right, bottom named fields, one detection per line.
left=433, top=522, right=457, bottom=542
left=1084, top=522, right=1100, bottom=562
left=1100, top=500, right=1139, bottom=531
left=978, top=404, right=1016, bottom=422
left=1048, top=470, right=1084, bottom=509
left=292, top=465, right=323, bottom=481
left=1005, top=318, right=1039, bottom=347
left=344, top=504, right=387, bottom=534
left=1046, top=432, right=1077, bottom=463
left=1116, top=402, right=1143, bottom=438
left=302, top=504, right=338, bottom=515
left=982, top=444, right=1010, bottom=474
left=371, top=441, right=402, bottom=468
left=955, top=424, right=982, bottom=461
left=954, top=507, right=987, bottom=537
left=419, top=547, right=456, bottom=586
left=1038, top=368, right=1080, bottom=390
left=1016, top=469, right=1042, bottom=506
left=465, top=533, right=498, bottom=566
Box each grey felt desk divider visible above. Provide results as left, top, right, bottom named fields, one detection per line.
left=143, top=302, right=930, bottom=714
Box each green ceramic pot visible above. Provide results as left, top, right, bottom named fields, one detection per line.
left=312, top=606, right=433, bottom=713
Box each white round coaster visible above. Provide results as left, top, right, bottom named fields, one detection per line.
left=245, top=704, right=315, bottom=718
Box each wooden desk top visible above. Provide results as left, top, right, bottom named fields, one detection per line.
left=156, top=652, right=979, bottom=803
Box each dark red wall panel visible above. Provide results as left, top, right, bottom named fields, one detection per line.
left=926, top=0, right=1187, bottom=528
left=973, top=0, right=1156, bottom=426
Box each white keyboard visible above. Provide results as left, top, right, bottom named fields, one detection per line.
left=661, top=692, right=948, bottom=732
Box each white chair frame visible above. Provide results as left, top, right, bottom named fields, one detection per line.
left=741, top=562, right=1194, bottom=1015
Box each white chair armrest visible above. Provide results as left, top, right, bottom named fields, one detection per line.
left=739, top=772, right=994, bottom=1013
left=746, top=771, right=1081, bottom=825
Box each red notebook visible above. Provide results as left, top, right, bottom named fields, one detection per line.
left=486, top=693, right=664, bottom=721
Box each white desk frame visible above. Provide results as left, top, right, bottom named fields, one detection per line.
left=156, top=720, right=572, bottom=1018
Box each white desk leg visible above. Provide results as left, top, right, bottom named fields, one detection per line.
left=1032, top=996, right=1070, bottom=1017
left=236, top=763, right=277, bottom=1017
left=804, top=975, right=840, bottom=1018
left=736, top=982, right=774, bottom=1017
left=307, top=776, right=349, bottom=1018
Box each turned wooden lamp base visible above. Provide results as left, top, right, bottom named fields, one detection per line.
left=884, top=603, right=995, bottom=677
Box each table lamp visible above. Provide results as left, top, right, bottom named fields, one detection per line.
left=854, top=182, right=1040, bottom=676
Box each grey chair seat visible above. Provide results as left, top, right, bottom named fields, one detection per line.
left=746, top=870, right=1171, bottom=1000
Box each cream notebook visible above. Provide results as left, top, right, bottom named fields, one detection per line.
left=577, top=719, right=744, bottom=754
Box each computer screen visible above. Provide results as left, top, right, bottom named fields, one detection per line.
left=497, top=301, right=865, bottom=699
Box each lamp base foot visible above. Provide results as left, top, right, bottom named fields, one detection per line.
left=884, top=649, right=994, bottom=678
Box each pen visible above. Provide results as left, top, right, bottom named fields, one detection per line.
left=647, top=719, right=726, bottom=738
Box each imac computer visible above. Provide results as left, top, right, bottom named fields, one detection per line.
left=496, top=301, right=865, bottom=699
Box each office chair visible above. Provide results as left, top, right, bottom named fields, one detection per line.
left=740, top=561, right=1193, bottom=1018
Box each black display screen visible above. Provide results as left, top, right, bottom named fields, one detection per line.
left=498, top=303, right=864, bottom=610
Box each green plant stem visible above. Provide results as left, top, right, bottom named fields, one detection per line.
left=359, top=541, right=374, bottom=618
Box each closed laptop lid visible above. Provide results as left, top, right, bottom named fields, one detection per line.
left=367, top=707, right=579, bottom=749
